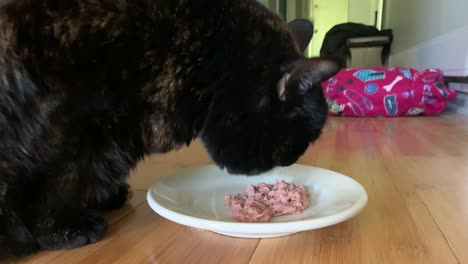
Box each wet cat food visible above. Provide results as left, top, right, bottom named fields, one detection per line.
left=224, top=180, right=310, bottom=222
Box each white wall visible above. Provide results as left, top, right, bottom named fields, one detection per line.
left=384, top=0, right=468, bottom=75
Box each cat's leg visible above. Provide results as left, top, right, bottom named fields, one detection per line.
left=85, top=182, right=131, bottom=211
left=31, top=126, right=140, bottom=249
left=0, top=173, right=39, bottom=259
left=33, top=160, right=134, bottom=249
left=32, top=203, right=108, bottom=250
left=30, top=165, right=109, bottom=250
left=0, top=206, right=39, bottom=260
left=81, top=144, right=137, bottom=211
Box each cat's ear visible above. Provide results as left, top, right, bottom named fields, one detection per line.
left=277, top=57, right=340, bottom=102
left=287, top=19, right=314, bottom=53
left=305, top=57, right=341, bottom=82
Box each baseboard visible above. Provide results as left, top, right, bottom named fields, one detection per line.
left=453, top=106, right=468, bottom=116
left=447, top=92, right=468, bottom=116
left=450, top=83, right=468, bottom=94
left=389, top=25, right=468, bottom=75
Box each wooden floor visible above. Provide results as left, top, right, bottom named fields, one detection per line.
left=11, top=114, right=468, bottom=264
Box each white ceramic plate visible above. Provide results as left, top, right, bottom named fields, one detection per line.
left=147, top=164, right=367, bottom=238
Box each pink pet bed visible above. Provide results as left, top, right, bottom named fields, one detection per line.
left=321, top=67, right=457, bottom=117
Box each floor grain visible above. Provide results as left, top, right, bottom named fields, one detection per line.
left=9, top=114, right=468, bottom=264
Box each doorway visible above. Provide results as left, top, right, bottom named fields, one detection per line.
left=307, top=0, right=348, bottom=57
left=259, top=0, right=384, bottom=57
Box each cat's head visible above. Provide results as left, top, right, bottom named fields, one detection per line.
left=199, top=56, right=338, bottom=175
left=196, top=3, right=339, bottom=175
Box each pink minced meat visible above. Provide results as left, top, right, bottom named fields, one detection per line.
left=224, top=180, right=310, bottom=222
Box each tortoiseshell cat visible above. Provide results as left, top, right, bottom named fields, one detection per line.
left=0, top=0, right=339, bottom=259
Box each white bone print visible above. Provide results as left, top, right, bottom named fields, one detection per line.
left=383, top=76, right=403, bottom=92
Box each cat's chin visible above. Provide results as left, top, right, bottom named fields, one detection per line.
left=210, top=151, right=300, bottom=176
left=226, top=167, right=269, bottom=176
left=222, top=165, right=273, bottom=176
left=221, top=161, right=297, bottom=176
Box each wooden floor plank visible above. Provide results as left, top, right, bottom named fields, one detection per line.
left=417, top=185, right=468, bottom=264
left=9, top=114, right=468, bottom=263
left=26, top=203, right=181, bottom=264
left=105, top=190, right=148, bottom=223
left=250, top=156, right=458, bottom=264
left=115, top=227, right=259, bottom=264
left=16, top=192, right=157, bottom=264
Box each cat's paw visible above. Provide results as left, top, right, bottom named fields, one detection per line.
left=34, top=209, right=108, bottom=250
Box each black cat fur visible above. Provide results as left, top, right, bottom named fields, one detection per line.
left=0, top=0, right=339, bottom=259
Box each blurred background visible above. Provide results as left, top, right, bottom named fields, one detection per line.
left=257, top=0, right=384, bottom=57
left=257, top=0, right=468, bottom=114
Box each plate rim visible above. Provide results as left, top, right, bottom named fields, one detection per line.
left=146, top=164, right=368, bottom=234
